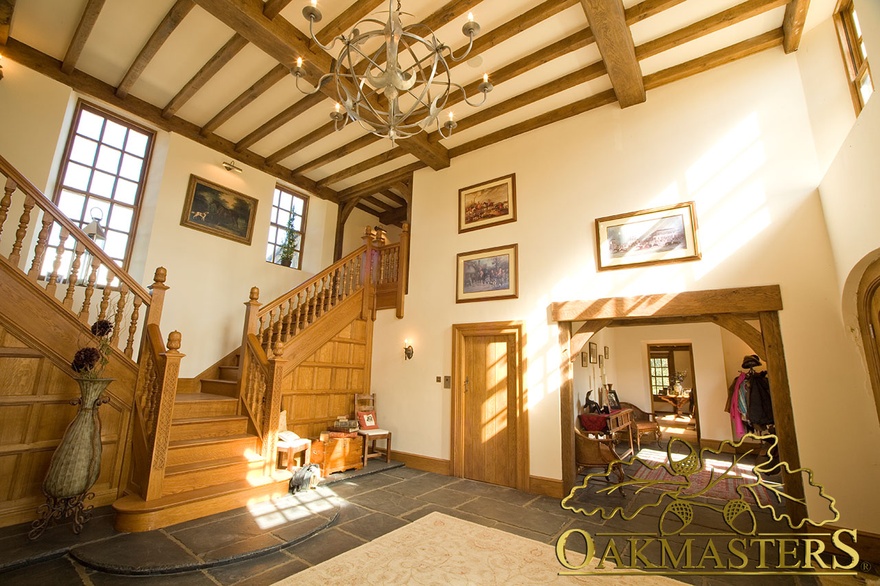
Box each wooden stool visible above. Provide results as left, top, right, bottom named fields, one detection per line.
left=277, top=437, right=311, bottom=471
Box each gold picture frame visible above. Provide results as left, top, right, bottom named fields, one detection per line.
left=458, top=173, right=516, bottom=233
left=595, top=202, right=700, bottom=271
left=456, top=244, right=518, bottom=303
left=180, top=175, right=258, bottom=245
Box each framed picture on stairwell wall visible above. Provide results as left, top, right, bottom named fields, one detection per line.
left=458, top=174, right=516, bottom=233
left=456, top=244, right=518, bottom=303
left=180, top=175, right=259, bottom=245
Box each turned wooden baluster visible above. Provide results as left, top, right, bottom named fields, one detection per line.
left=292, top=291, right=303, bottom=336
left=0, top=178, right=15, bottom=242
left=308, top=284, right=318, bottom=325
left=98, top=273, right=114, bottom=321
left=125, top=296, right=142, bottom=358
left=78, top=255, right=102, bottom=323
left=272, top=307, right=283, bottom=348
left=45, top=227, right=70, bottom=296
left=9, top=195, right=35, bottom=267
left=62, top=242, right=86, bottom=309
left=282, top=297, right=295, bottom=342
left=27, top=214, right=55, bottom=280
left=111, top=284, right=128, bottom=348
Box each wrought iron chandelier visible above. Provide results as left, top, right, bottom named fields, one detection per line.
left=292, top=0, right=493, bottom=141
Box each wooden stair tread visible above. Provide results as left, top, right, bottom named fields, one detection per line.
left=199, top=378, right=237, bottom=385
left=165, top=456, right=261, bottom=476
left=113, top=474, right=291, bottom=514
left=175, top=392, right=237, bottom=402
left=169, top=434, right=256, bottom=449
left=172, top=414, right=248, bottom=425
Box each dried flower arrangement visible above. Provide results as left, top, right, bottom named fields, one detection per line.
left=71, top=319, right=113, bottom=379
left=672, top=371, right=687, bottom=385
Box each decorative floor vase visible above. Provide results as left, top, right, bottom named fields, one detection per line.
left=29, top=377, right=111, bottom=540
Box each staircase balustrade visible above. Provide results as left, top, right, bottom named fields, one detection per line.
left=0, top=155, right=154, bottom=360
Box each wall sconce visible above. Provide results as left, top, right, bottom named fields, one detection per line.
left=404, top=339, right=414, bottom=360
left=222, top=160, right=242, bottom=173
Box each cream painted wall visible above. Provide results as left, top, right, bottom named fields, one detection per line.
left=140, top=134, right=336, bottom=376
left=341, top=207, right=404, bottom=257
left=370, top=46, right=880, bottom=531
left=610, top=323, right=730, bottom=443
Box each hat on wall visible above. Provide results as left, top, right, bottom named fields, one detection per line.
left=741, top=354, right=761, bottom=369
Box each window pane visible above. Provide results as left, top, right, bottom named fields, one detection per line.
left=125, top=131, right=149, bottom=156
left=291, top=252, right=300, bottom=269
left=267, top=226, right=277, bottom=244
left=58, top=190, right=86, bottom=220
left=266, top=243, right=276, bottom=262
left=860, top=71, right=874, bottom=104
left=104, top=230, right=128, bottom=259
left=277, top=209, right=290, bottom=227
left=279, top=190, right=292, bottom=210
left=95, top=145, right=122, bottom=174
left=77, top=110, right=104, bottom=140
left=63, top=163, right=92, bottom=190
left=275, top=230, right=287, bottom=245
left=273, top=190, right=281, bottom=207
left=108, top=205, right=133, bottom=232
left=102, top=120, right=127, bottom=148
left=85, top=197, right=111, bottom=226
left=90, top=171, right=116, bottom=198
left=292, top=216, right=302, bottom=231
left=293, top=197, right=304, bottom=215
left=119, top=153, right=143, bottom=181
left=114, top=179, right=138, bottom=204
left=70, top=136, right=98, bottom=166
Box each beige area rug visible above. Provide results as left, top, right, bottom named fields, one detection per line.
left=272, top=512, right=684, bottom=585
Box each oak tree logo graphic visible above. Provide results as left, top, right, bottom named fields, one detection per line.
left=561, top=434, right=839, bottom=535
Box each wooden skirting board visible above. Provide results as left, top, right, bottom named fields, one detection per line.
left=529, top=476, right=564, bottom=499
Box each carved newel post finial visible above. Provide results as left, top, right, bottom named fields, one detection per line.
left=272, top=341, right=284, bottom=359
left=167, top=330, right=182, bottom=352
left=153, top=266, right=167, bottom=284
left=250, top=287, right=260, bottom=302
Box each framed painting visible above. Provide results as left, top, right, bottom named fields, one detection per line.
left=181, top=175, right=258, bottom=245
left=581, top=352, right=589, bottom=368
left=456, top=244, right=518, bottom=303
left=604, top=346, right=610, bottom=359
left=458, top=173, right=516, bottom=233
left=589, top=342, right=598, bottom=364
left=595, top=202, right=700, bottom=271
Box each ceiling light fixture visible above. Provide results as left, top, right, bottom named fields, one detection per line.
left=293, top=0, right=493, bottom=142
left=222, top=160, right=242, bottom=173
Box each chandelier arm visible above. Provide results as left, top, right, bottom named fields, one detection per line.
left=446, top=34, right=477, bottom=63
left=449, top=81, right=491, bottom=108
left=306, top=16, right=343, bottom=53
left=293, top=72, right=335, bottom=95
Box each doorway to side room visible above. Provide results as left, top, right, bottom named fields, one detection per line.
left=647, top=343, right=700, bottom=445
left=451, top=322, right=529, bottom=491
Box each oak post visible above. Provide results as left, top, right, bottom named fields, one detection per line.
left=263, top=341, right=286, bottom=475
left=395, top=222, right=409, bottom=319
left=145, top=267, right=169, bottom=327
left=559, top=322, right=576, bottom=496
left=145, top=330, right=184, bottom=501
left=361, top=226, right=376, bottom=320
left=242, top=286, right=261, bottom=383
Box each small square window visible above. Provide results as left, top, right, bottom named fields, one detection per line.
left=836, top=0, right=874, bottom=114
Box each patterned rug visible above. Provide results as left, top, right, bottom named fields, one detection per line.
left=629, top=461, right=775, bottom=505
left=272, top=512, right=685, bottom=585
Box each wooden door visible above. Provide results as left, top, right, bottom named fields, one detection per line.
left=463, top=334, right=516, bottom=487
left=452, top=322, right=527, bottom=491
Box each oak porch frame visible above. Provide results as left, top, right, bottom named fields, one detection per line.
left=551, top=284, right=806, bottom=523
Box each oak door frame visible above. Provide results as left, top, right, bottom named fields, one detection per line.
left=451, top=321, right=529, bottom=492
left=552, top=285, right=806, bottom=524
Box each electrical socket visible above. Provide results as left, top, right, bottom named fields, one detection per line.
left=443, top=376, right=451, bottom=388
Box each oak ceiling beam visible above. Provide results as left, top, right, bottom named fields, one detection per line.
left=266, top=119, right=337, bottom=165
left=0, top=0, right=15, bottom=46
left=710, top=314, right=766, bottom=360
left=199, top=64, right=288, bottom=136
left=116, top=0, right=195, bottom=99
left=643, top=29, right=784, bottom=90
left=570, top=320, right=613, bottom=361
left=635, top=0, right=787, bottom=61
left=339, top=162, right=426, bottom=201
left=293, top=135, right=381, bottom=176
left=782, top=0, right=809, bottom=54
left=549, top=286, right=783, bottom=322
left=317, top=147, right=407, bottom=188
left=161, top=0, right=292, bottom=119
left=61, top=0, right=105, bottom=75
left=379, top=205, right=408, bottom=227
left=235, top=92, right=324, bottom=152
left=2, top=39, right=339, bottom=203
left=382, top=190, right=408, bottom=207
left=361, top=195, right=394, bottom=212
left=579, top=0, right=645, bottom=108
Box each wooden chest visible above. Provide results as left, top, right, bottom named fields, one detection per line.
left=310, top=434, right=364, bottom=476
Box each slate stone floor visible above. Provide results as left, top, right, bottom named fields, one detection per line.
left=0, top=454, right=872, bottom=586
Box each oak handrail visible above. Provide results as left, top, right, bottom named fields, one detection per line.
left=0, top=154, right=151, bottom=301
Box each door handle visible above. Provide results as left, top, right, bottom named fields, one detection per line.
left=464, top=376, right=469, bottom=393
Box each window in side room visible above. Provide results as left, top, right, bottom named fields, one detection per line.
left=52, top=101, right=154, bottom=271
left=649, top=354, right=671, bottom=396
left=835, top=0, right=873, bottom=113
left=267, top=185, right=308, bottom=269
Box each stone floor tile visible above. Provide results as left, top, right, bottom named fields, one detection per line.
left=230, top=557, right=309, bottom=586
left=337, top=511, right=408, bottom=542
left=71, top=530, right=200, bottom=573
left=400, top=503, right=495, bottom=528
left=382, top=472, right=458, bottom=498
left=348, top=488, right=425, bottom=516
left=458, top=496, right=570, bottom=536
left=206, top=550, right=296, bottom=585
left=381, top=467, right=427, bottom=480
left=268, top=514, right=333, bottom=544
left=285, top=527, right=365, bottom=566
left=416, top=486, right=479, bottom=508
left=445, top=479, right=535, bottom=506
left=171, top=513, right=274, bottom=555
left=200, top=533, right=284, bottom=562
left=0, top=556, right=83, bottom=585
left=88, top=569, right=217, bottom=585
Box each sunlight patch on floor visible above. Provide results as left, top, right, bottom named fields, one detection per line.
left=246, top=486, right=339, bottom=530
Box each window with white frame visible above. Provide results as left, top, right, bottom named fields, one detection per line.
left=836, top=0, right=873, bottom=113
left=52, top=102, right=153, bottom=270
left=266, top=185, right=307, bottom=269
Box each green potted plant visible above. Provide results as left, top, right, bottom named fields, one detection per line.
left=279, top=215, right=298, bottom=268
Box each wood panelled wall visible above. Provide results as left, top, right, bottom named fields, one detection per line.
left=282, top=317, right=372, bottom=439
left=0, top=322, right=131, bottom=526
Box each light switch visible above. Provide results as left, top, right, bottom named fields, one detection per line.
left=436, top=376, right=442, bottom=383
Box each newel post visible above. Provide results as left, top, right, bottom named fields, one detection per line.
left=396, top=222, right=410, bottom=319
left=361, top=227, right=377, bottom=320
left=145, top=267, right=169, bottom=327
left=240, top=287, right=261, bottom=381
left=146, top=330, right=184, bottom=501
left=263, top=341, right=286, bottom=475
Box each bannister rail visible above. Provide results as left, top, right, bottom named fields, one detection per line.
left=376, top=243, right=400, bottom=286
left=241, top=334, right=270, bottom=441
left=253, top=245, right=367, bottom=350
left=0, top=155, right=153, bottom=359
